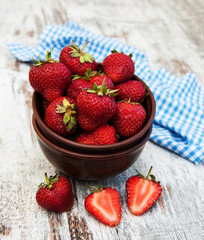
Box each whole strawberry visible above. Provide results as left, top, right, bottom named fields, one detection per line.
left=116, top=80, right=146, bottom=103
left=29, top=50, right=72, bottom=102
left=76, top=82, right=118, bottom=131
left=67, top=78, right=92, bottom=101
left=126, top=167, right=162, bottom=215
left=76, top=124, right=118, bottom=145
left=41, top=98, right=50, bottom=112
left=113, top=100, right=146, bottom=138
left=36, top=173, right=74, bottom=213
left=67, top=69, right=115, bottom=100
left=44, top=97, right=77, bottom=137
left=102, top=50, right=135, bottom=84
left=59, top=41, right=97, bottom=76
left=85, top=186, right=122, bottom=227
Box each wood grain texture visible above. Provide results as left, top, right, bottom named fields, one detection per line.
left=0, top=0, right=204, bottom=239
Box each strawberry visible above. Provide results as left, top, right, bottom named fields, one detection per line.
left=41, top=98, right=50, bottom=112
left=116, top=80, right=146, bottom=103
left=126, top=167, right=162, bottom=215
left=67, top=78, right=92, bottom=101
left=76, top=82, right=118, bottom=131
left=102, top=50, right=135, bottom=84
left=36, top=173, right=74, bottom=213
left=44, top=97, right=77, bottom=137
left=85, top=186, right=122, bottom=227
left=76, top=124, right=118, bottom=145
left=29, top=50, right=72, bottom=102
left=113, top=100, right=146, bottom=138
left=67, top=69, right=115, bottom=101
left=59, top=41, right=97, bottom=76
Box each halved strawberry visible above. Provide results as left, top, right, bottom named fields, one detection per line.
left=126, top=167, right=162, bottom=215
left=85, top=186, right=122, bottom=227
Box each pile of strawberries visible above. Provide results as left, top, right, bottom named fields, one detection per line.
left=29, top=41, right=148, bottom=145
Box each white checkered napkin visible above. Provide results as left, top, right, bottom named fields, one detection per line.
left=6, top=21, right=204, bottom=164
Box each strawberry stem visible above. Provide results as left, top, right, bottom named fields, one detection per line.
left=98, top=79, right=106, bottom=96
left=45, top=173, right=49, bottom=185
left=146, top=166, right=153, bottom=180
left=81, top=41, right=90, bottom=53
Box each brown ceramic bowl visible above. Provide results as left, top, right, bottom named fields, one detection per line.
left=32, top=115, right=152, bottom=181
left=32, top=70, right=155, bottom=154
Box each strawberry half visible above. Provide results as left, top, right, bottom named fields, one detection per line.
left=36, top=173, right=74, bottom=213
left=126, top=167, right=162, bottom=215
left=85, top=186, right=122, bottom=227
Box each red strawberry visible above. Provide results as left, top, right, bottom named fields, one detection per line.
left=67, top=78, right=92, bottom=101
left=67, top=69, right=115, bottom=100
left=59, top=41, right=97, bottom=76
left=76, top=82, right=118, bottom=131
left=116, top=80, right=146, bottom=103
left=36, top=173, right=74, bottom=213
left=85, top=186, right=122, bottom=227
left=102, top=50, right=135, bottom=84
left=126, top=167, right=162, bottom=215
left=41, top=98, right=50, bottom=112
left=113, top=101, right=146, bottom=138
left=76, top=124, right=118, bottom=145
left=29, top=50, right=72, bottom=102
left=44, top=97, right=77, bottom=137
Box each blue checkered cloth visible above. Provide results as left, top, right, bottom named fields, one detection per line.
left=7, top=21, right=204, bottom=164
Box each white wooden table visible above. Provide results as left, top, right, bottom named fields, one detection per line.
left=0, top=0, right=204, bottom=239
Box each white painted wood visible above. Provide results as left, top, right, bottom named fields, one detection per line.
left=0, top=0, right=204, bottom=239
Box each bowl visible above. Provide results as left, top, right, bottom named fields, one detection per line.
left=32, top=72, right=156, bottom=154
left=32, top=115, right=152, bottom=181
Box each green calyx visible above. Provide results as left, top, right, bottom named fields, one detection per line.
left=111, top=49, right=133, bottom=58
left=56, top=98, right=77, bottom=131
left=119, top=97, right=141, bottom=105
left=136, top=166, right=160, bottom=183
left=68, top=40, right=94, bottom=63
left=39, top=173, right=59, bottom=189
left=72, top=68, right=103, bottom=81
left=86, top=79, right=118, bottom=97
left=89, top=185, right=104, bottom=193
left=32, top=49, right=57, bottom=66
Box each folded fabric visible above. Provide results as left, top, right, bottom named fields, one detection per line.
left=7, top=21, right=204, bottom=164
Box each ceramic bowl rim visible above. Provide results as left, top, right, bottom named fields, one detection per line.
left=33, top=115, right=152, bottom=160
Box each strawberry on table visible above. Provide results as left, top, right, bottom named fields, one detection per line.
left=76, top=124, right=118, bottom=145
left=102, top=50, right=135, bottom=84
left=76, top=81, right=118, bottom=131
left=85, top=186, right=122, bottom=227
left=116, top=80, right=147, bottom=103
left=44, top=97, right=77, bottom=137
left=113, top=100, right=146, bottom=138
left=36, top=173, right=74, bottom=213
left=126, top=167, right=162, bottom=215
left=59, top=40, right=97, bottom=76
left=29, top=50, right=72, bottom=102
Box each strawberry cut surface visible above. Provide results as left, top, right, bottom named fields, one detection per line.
left=85, top=187, right=121, bottom=227
left=126, top=174, right=162, bottom=215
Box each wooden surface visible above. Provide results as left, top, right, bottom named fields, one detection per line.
left=0, top=0, right=204, bottom=239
